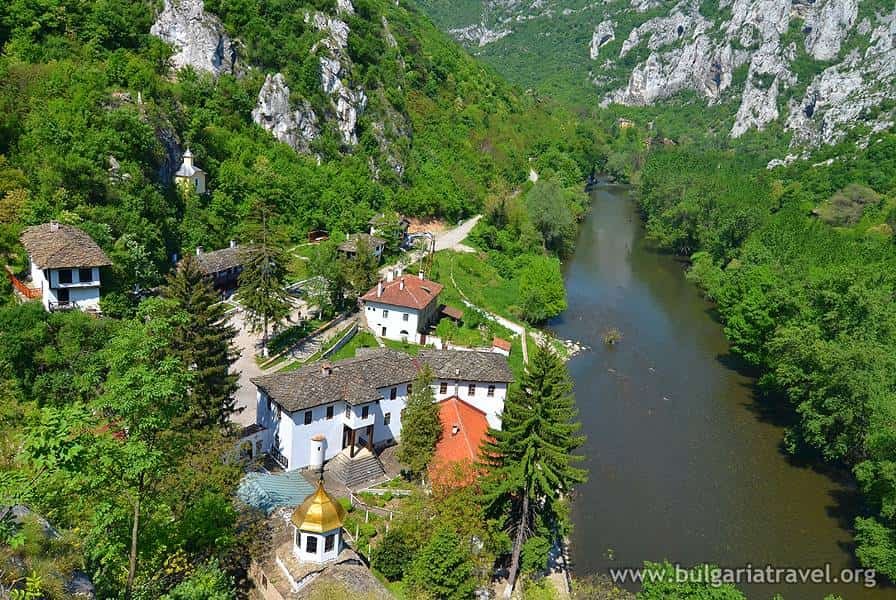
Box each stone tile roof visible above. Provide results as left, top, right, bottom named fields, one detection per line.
left=20, top=223, right=111, bottom=269
left=361, top=275, right=443, bottom=310
left=418, top=348, right=514, bottom=383
left=338, top=233, right=386, bottom=253
left=252, top=348, right=513, bottom=413
left=195, top=245, right=242, bottom=275
left=252, top=349, right=417, bottom=412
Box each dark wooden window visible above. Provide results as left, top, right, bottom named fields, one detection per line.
left=407, top=383, right=413, bottom=395
left=468, top=384, right=476, bottom=396
left=57, top=288, right=70, bottom=304
left=390, top=387, right=397, bottom=400
left=487, top=385, right=495, bottom=397
left=326, top=405, right=334, bottom=420
left=78, top=268, right=92, bottom=282
left=402, top=313, right=409, bottom=321
left=304, top=411, right=313, bottom=425
left=58, top=269, right=72, bottom=284
left=362, top=406, right=369, bottom=419
left=384, top=412, right=391, bottom=425
left=306, top=535, right=317, bottom=553
left=325, top=533, right=335, bottom=552
left=439, top=381, right=448, bottom=394
left=345, top=404, right=351, bottom=418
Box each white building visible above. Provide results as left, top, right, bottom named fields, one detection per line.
left=338, top=233, right=386, bottom=260
left=290, top=481, right=346, bottom=565
left=174, top=149, right=206, bottom=194
left=19, top=222, right=111, bottom=313
left=360, top=272, right=443, bottom=344
left=251, top=348, right=512, bottom=472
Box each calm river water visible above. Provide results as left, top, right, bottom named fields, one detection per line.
left=550, top=184, right=888, bottom=599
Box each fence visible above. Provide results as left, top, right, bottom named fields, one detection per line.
left=321, top=322, right=359, bottom=359
left=4, top=266, right=41, bottom=300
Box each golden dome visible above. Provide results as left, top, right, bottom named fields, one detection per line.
left=291, top=481, right=347, bottom=533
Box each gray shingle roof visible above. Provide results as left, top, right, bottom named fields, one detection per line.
left=196, top=245, right=242, bottom=275
left=418, top=349, right=514, bottom=383
left=20, top=223, right=111, bottom=269
left=252, top=347, right=513, bottom=413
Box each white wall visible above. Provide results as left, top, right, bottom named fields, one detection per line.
left=363, top=300, right=421, bottom=341
left=433, top=380, right=506, bottom=429
left=39, top=266, right=101, bottom=311
left=293, top=527, right=341, bottom=564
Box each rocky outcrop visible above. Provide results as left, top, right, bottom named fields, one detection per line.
left=590, top=21, right=615, bottom=59
left=803, top=0, right=858, bottom=61
left=252, top=74, right=319, bottom=154
left=450, top=23, right=513, bottom=47
left=150, top=0, right=237, bottom=76
left=307, top=11, right=367, bottom=146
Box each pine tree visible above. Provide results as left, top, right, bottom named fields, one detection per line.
left=397, top=366, right=442, bottom=477
left=238, top=197, right=292, bottom=354
left=162, top=254, right=239, bottom=428
left=406, top=528, right=478, bottom=600
left=481, top=341, right=586, bottom=596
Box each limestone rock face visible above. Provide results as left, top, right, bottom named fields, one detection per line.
left=590, top=21, right=615, bottom=59
left=804, top=0, right=859, bottom=61
left=252, top=74, right=319, bottom=154
left=150, top=0, right=237, bottom=76
left=451, top=23, right=513, bottom=47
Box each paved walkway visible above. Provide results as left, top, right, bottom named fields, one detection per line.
left=434, top=215, right=480, bottom=253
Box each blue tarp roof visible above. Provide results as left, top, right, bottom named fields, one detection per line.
left=237, top=471, right=316, bottom=514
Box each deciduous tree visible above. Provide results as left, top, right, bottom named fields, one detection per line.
left=397, top=366, right=441, bottom=477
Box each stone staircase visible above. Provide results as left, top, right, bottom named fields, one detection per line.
left=327, top=447, right=387, bottom=489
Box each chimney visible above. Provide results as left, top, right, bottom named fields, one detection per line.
left=377, top=281, right=383, bottom=298
left=418, top=270, right=424, bottom=280
left=183, top=148, right=194, bottom=169
left=399, top=277, right=405, bottom=291
left=451, top=424, right=460, bottom=436
left=321, top=362, right=333, bottom=376
left=396, top=266, right=403, bottom=277
left=195, top=246, right=203, bottom=256
left=50, top=221, right=59, bottom=232
left=229, top=239, right=237, bottom=249
left=386, top=270, right=394, bottom=282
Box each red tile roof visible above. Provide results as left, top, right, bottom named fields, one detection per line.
left=361, top=275, right=443, bottom=310
left=492, top=337, right=511, bottom=352
left=429, top=396, right=489, bottom=488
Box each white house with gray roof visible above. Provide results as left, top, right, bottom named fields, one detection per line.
left=251, top=348, right=512, bottom=472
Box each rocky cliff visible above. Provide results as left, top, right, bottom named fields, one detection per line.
left=422, top=0, right=896, bottom=156
left=150, top=0, right=238, bottom=76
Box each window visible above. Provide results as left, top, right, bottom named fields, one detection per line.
left=362, top=405, right=369, bottom=419
left=326, top=405, right=334, bottom=420
left=487, top=385, right=496, bottom=397
left=468, top=384, right=476, bottom=396
left=275, top=404, right=281, bottom=419
left=325, top=533, right=335, bottom=552
left=78, top=268, right=93, bottom=283
left=439, top=382, right=448, bottom=394
left=57, top=288, right=70, bottom=304
left=407, top=383, right=413, bottom=395
left=383, top=309, right=389, bottom=318
left=58, top=269, right=72, bottom=284
left=304, top=410, right=313, bottom=425
left=402, top=313, right=409, bottom=321
left=384, top=412, right=391, bottom=425
left=390, top=387, right=397, bottom=400
left=306, top=535, right=318, bottom=553
left=381, top=326, right=387, bottom=336
left=345, top=404, right=351, bottom=418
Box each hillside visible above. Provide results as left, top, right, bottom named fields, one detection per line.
left=418, top=0, right=896, bottom=159
left=0, top=0, right=592, bottom=302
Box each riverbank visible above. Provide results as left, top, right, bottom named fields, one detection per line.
left=554, top=183, right=889, bottom=600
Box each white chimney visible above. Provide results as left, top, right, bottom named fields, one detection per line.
left=195, top=246, right=203, bottom=256
left=386, top=270, right=395, bottom=282
left=229, top=239, right=237, bottom=249
left=399, top=277, right=405, bottom=291
left=309, top=434, right=326, bottom=472
left=377, top=281, right=383, bottom=298
left=451, top=425, right=460, bottom=436
left=50, top=221, right=59, bottom=232
left=418, top=270, right=424, bottom=280
left=321, top=362, right=333, bottom=376
left=396, top=266, right=403, bottom=277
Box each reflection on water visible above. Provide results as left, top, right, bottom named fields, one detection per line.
left=550, top=185, right=886, bottom=599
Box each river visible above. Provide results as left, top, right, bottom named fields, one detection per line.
left=549, top=184, right=887, bottom=599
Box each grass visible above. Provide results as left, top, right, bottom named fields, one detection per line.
left=326, top=330, right=380, bottom=361
left=383, top=338, right=424, bottom=356
left=428, top=250, right=520, bottom=321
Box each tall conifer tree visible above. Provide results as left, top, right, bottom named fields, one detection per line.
left=481, top=342, right=586, bottom=596
left=397, top=366, right=442, bottom=477
left=162, top=254, right=239, bottom=428
left=238, top=197, right=292, bottom=354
